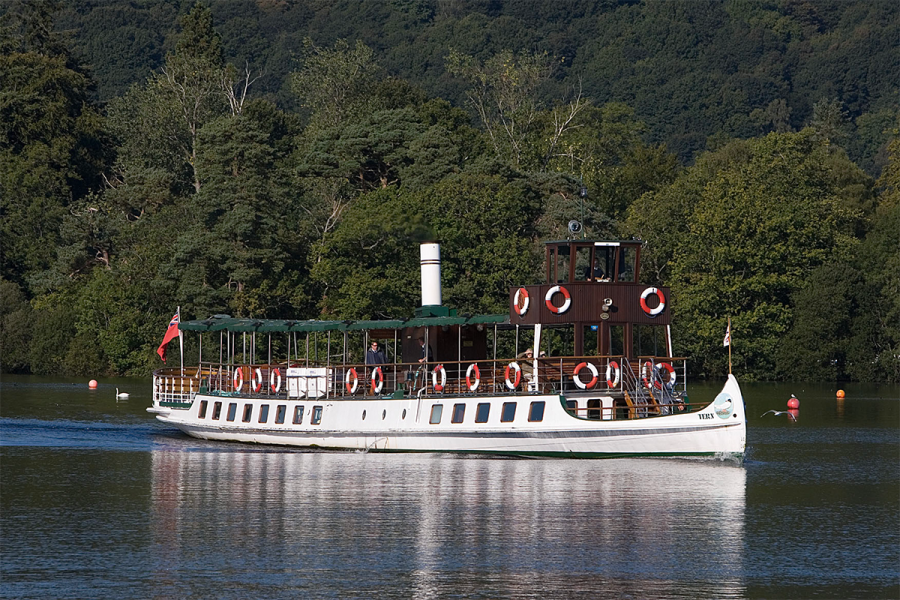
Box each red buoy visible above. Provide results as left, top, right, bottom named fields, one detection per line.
left=787, top=394, right=800, bottom=409
left=88, top=380, right=98, bottom=389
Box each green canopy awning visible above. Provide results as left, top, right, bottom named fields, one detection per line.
left=178, top=314, right=509, bottom=334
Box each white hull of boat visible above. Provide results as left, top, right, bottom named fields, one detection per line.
left=150, top=375, right=746, bottom=458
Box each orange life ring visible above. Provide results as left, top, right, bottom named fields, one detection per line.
left=606, top=361, right=620, bottom=387
left=233, top=367, right=244, bottom=392
left=505, top=362, right=522, bottom=389
left=250, top=367, right=263, bottom=393
left=641, top=361, right=654, bottom=389
left=345, top=368, right=359, bottom=394
left=655, top=362, right=676, bottom=388
left=465, top=363, right=481, bottom=392
left=371, top=366, right=384, bottom=394
left=640, top=287, right=666, bottom=317
left=514, top=287, right=530, bottom=316
left=432, top=364, right=447, bottom=392
left=573, top=362, right=599, bottom=390
left=544, top=285, right=572, bottom=314
left=269, top=368, right=282, bottom=393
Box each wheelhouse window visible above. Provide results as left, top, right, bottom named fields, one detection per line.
left=501, top=402, right=517, bottom=423
left=293, top=406, right=305, bottom=425
left=528, top=401, right=545, bottom=422
left=451, top=403, right=465, bottom=424
left=429, top=404, right=443, bottom=424
left=212, top=401, right=222, bottom=420
left=311, top=406, right=323, bottom=425
left=227, top=402, right=237, bottom=422
left=258, top=404, right=269, bottom=423
left=275, top=405, right=286, bottom=424
left=242, top=403, right=253, bottom=423
left=475, top=403, right=490, bottom=423
left=618, top=246, right=637, bottom=282
left=198, top=400, right=208, bottom=419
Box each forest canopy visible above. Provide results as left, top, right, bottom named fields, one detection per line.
left=1, top=0, right=898, bottom=382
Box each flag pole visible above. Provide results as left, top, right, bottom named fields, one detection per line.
left=178, top=305, right=184, bottom=377
left=728, top=316, right=732, bottom=375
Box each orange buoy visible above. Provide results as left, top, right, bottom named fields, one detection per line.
left=836, top=390, right=845, bottom=399
left=88, top=380, right=98, bottom=389
left=787, top=394, right=800, bottom=409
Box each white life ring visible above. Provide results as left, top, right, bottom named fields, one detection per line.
left=606, top=361, right=620, bottom=388
left=250, top=367, right=263, bottom=393
left=233, top=367, right=244, bottom=392
left=513, top=287, right=530, bottom=316
left=371, top=366, right=384, bottom=394
left=545, top=285, right=572, bottom=314
left=505, top=362, right=522, bottom=390
left=573, top=361, right=599, bottom=390
left=431, top=364, right=447, bottom=392
left=465, top=363, right=481, bottom=391
left=269, top=368, right=282, bottom=393
left=345, top=368, right=359, bottom=394
left=640, top=287, right=666, bottom=317
left=654, top=362, right=676, bottom=389
left=641, top=361, right=654, bottom=389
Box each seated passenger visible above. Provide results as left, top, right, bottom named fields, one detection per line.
left=585, top=257, right=607, bottom=282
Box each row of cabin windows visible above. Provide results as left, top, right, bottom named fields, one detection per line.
left=430, top=401, right=545, bottom=425
left=198, top=400, right=323, bottom=425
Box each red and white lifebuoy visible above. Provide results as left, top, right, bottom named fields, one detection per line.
left=465, top=363, right=481, bottom=392
left=432, top=364, right=447, bottom=392
left=545, top=285, right=572, bottom=314
left=505, top=362, right=522, bottom=389
left=345, top=368, right=359, bottom=394
left=233, top=367, right=244, bottom=392
left=655, top=362, right=676, bottom=388
left=269, top=368, right=282, bottom=393
left=513, top=287, right=530, bottom=316
left=641, top=361, right=654, bottom=389
left=606, top=361, right=620, bottom=388
left=371, top=366, right=384, bottom=394
left=250, top=367, right=263, bottom=393
left=640, top=287, right=666, bottom=317
left=573, top=361, right=599, bottom=390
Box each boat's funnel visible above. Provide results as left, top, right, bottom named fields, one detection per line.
left=420, top=242, right=442, bottom=307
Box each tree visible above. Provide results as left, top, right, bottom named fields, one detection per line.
left=625, top=130, right=871, bottom=379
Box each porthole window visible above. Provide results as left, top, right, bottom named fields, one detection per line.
left=451, top=403, right=465, bottom=423
left=382, top=410, right=386, bottom=420
left=242, top=403, right=253, bottom=423
left=212, top=401, right=222, bottom=420
left=227, top=402, right=237, bottom=422
left=402, top=409, right=407, bottom=419
left=293, top=405, right=305, bottom=424
left=430, top=404, right=443, bottom=424
left=362, top=410, right=367, bottom=420
left=198, top=400, right=208, bottom=419
left=528, top=401, right=545, bottom=422
left=258, top=404, right=269, bottom=423
left=475, top=402, right=490, bottom=423
left=275, top=405, right=286, bottom=424
left=500, top=402, right=517, bottom=423
left=311, top=405, right=323, bottom=425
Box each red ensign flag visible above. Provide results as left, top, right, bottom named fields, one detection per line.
left=157, top=312, right=180, bottom=362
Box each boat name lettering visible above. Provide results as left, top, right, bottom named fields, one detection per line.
left=698, top=413, right=714, bottom=420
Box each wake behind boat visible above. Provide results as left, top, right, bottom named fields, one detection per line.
left=148, top=240, right=746, bottom=458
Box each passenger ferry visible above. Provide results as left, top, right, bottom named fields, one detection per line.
left=148, top=240, right=746, bottom=458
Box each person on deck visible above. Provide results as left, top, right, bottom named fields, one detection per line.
left=366, top=342, right=386, bottom=365
left=517, top=348, right=537, bottom=386
left=417, top=337, right=433, bottom=364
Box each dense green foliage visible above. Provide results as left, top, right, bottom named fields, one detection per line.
left=1, top=1, right=897, bottom=382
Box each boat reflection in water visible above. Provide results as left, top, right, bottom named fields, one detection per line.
left=151, top=450, right=747, bottom=598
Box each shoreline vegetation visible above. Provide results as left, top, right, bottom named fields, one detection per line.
left=1, top=1, right=897, bottom=382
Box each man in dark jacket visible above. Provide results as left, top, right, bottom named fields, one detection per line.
left=366, top=342, right=386, bottom=365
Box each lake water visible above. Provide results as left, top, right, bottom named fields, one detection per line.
left=1, top=375, right=898, bottom=599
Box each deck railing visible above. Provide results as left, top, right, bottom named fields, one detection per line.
left=153, top=356, right=689, bottom=406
